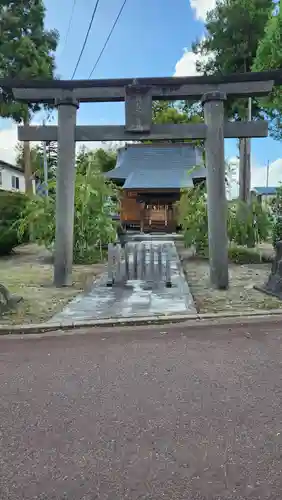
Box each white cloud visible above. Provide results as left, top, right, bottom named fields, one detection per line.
left=0, top=126, right=18, bottom=165
left=174, top=46, right=212, bottom=77
left=174, top=0, right=218, bottom=77
left=174, top=49, right=200, bottom=77
left=174, top=34, right=212, bottom=77
left=0, top=123, right=122, bottom=167
left=227, top=156, right=282, bottom=199
left=190, top=0, right=216, bottom=21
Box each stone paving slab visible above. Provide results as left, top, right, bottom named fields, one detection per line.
left=49, top=241, right=196, bottom=323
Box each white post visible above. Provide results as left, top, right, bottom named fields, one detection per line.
left=42, top=124, right=48, bottom=197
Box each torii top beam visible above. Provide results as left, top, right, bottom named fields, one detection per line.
left=6, top=68, right=281, bottom=103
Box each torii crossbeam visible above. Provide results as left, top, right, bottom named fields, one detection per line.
left=9, top=70, right=279, bottom=289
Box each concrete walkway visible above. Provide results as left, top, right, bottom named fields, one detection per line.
left=50, top=240, right=196, bottom=324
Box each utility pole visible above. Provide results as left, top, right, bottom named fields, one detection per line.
left=42, top=120, right=48, bottom=197
left=266, top=160, right=270, bottom=188
left=239, top=97, right=252, bottom=202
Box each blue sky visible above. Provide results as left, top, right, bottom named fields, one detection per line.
left=0, top=0, right=281, bottom=190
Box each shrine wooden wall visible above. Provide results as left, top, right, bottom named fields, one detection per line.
left=120, top=191, right=141, bottom=224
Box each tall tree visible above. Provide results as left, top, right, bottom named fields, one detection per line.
left=152, top=101, right=204, bottom=148
left=16, top=141, right=57, bottom=185
left=76, top=146, right=117, bottom=175
left=193, top=0, right=273, bottom=119
left=0, top=0, right=59, bottom=194
left=253, top=2, right=282, bottom=140
left=192, top=0, right=274, bottom=201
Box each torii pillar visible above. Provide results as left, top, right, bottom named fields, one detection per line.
left=202, top=91, right=229, bottom=289
left=54, top=94, right=79, bottom=287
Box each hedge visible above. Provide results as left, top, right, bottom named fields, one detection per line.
left=0, top=191, right=28, bottom=255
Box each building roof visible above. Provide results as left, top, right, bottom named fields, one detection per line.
left=0, top=159, right=23, bottom=174
left=123, top=167, right=204, bottom=189
left=252, top=186, right=277, bottom=196
left=105, top=143, right=206, bottom=189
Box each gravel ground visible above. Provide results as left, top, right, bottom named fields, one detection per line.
left=1, top=322, right=282, bottom=499
left=176, top=242, right=281, bottom=313
left=183, top=259, right=282, bottom=313
left=0, top=244, right=105, bottom=324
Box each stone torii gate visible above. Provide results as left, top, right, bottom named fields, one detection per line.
left=10, top=70, right=279, bottom=289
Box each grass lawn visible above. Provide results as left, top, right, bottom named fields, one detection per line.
left=177, top=243, right=282, bottom=314
left=0, top=244, right=106, bottom=325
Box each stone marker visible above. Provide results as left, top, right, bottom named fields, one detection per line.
left=149, top=244, right=155, bottom=281
left=165, top=246, right=172, bottom=288
left=140, top=243, right=146, bottom=280
left=107, top=244, right=115, bottom=286
left=124, top=243, right=130, bottom=281
left=255, top=240, right=282, bottom=299
left=115, top=244, right=122, bottom=283
left=133, top=243, right=138, bottom=280
left=157, top=245, right=163, bottom=281
left=0, top=284, right=23, bottom=313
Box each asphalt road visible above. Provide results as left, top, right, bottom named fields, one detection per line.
left=1, top=320, right=282, bottom=499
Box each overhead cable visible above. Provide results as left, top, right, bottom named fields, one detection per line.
left=88, top=0, right=127, bottom=78
left=63, top=0, right=78, bottom=51
left=71, top=0, right=101, bottom=79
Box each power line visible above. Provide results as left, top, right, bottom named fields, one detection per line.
left=63, top=0, right=78, bottom=51
left=71, top=0, right=101, bottom=79
left=88, top=0, right=127, bottom=79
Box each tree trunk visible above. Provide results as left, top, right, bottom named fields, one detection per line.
left=238, top=99, right=252, bottom=203
left=23, top=116, right=33, bottom=195
left=239, top=138, right=250, bottom=202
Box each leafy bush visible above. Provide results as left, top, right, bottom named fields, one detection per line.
left=18, top=155, right=120, bottom=264
left=228, top=199, right=271, bottom=248
left=0, top=191, right=27, bottom=255
left=271, top=186, right=282, bottom=247
left=178, top=187, right=271, bottom=255
left=177, top=184, right=208, bottom=253
left=228, top=246, right=272, bottom=265
left=272, top=215, right=282, bottom=247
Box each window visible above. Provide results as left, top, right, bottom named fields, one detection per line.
left=11, top=175, right=20, bottom=190
left=0, top=171, right=2, bottom=186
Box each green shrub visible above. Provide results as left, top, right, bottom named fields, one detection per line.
left=0, top=191, right=27, bottom=255
left=228, top=199, right=271, bottom=248
left=178, top=188, right=271, bottom=255
left=272, top=216, right=282, bottom=248
left=177, top=184, right=208, bottom=253
left=18, top=155, right=119, bottom=264
left=228, top=246, right=272, bottom=265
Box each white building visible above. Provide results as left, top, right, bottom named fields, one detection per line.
left=0, top=160, right=34, bottom=193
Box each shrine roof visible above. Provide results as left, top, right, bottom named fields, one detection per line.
left=105, top=143, right=206, bottom=188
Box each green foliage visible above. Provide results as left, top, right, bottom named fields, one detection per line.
left=0, top=191, right=27, bottom=255
left=177, top=184, right=208, bottom=253
left=18, top=155, right=119, bottom=263
left=271, top=184, right=282, bottom=246
left=0, top=0, right=59, bottom=122
left=228, top=199, right=271, bottom=247
left=253, top=3, right=282, bottom=140
left=16, top=141, right=57, bottom=184
left=272, top=216, right=282, bottom=247
left=178, top=188, right=271, bottom=254
left=228, top=245, right=272, bottom=264
left=0, top=0, right=59, bottom=193
left=152, top=101, right=205, bottom=148
left=153, top=101, right=192, bottom=124
left=192, top=0, right=273, bottom=120
left=76, top=146, right=117, bottom=175
left=270, top=184, right=282, bottom=215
